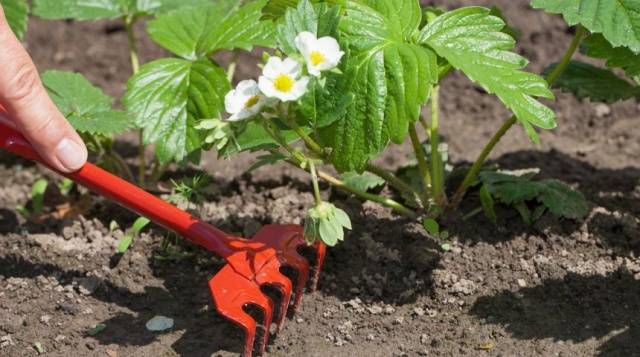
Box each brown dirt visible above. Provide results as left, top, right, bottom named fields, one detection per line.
left=1, top=1, right=639, bottom=356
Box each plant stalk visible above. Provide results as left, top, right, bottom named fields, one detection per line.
left=285, top=115, right=420, bottom=200
left=309, top=161, right=323, bottom=206
left=125, top=16, right=146, bottom=186
left=283, top=158, right=417, bottom=219
left=408, top=124, right=431, bottom=207
left=260, top=123, right=417, bottom=219
left=449, top=25, right=586, bottom=209
left=429, top=85, right=446, bottom=206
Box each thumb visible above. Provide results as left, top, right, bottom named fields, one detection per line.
left=0, top=6, right=87, bottom=172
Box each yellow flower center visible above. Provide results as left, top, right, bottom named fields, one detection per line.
left=310, top=51, right=326, bottom=66
left=273, top=74, right=295, bottom=93
left=244, top=95, right=260, bottom=108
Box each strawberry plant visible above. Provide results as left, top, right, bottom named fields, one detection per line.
left=13, top=0, right=638, bottom=247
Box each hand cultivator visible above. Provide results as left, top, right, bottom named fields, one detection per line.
left=0, top=116, right=326, bottom=357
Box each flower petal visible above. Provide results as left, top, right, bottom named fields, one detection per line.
left=263, top=57, right=284, bottom=79
left=236, top=79, right=258, bottom=94
left=290, top=76, right=310, bottom=100
left=258, top=76, right=279, bottom=99
left=295, top=31, right=317, bottom=57
left=224, top=89, right=243, bottom=114
left=282, top=57, right=302, bottom=77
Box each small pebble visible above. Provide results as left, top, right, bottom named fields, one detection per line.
left=517, top=279, right=527, bottom=288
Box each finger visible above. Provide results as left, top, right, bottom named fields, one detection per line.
left=0, top=6, right=87, bottom=172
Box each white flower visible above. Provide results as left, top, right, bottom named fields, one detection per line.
left=295, top=31, right=344, bottom=77
left=224, top=80, right=267, bottom=121
left=258, top=57, right=309, bottom=102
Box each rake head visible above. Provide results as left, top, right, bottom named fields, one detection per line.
left=208, top=225, right=326, bottom=357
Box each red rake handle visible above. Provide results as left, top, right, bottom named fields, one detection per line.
left=0, top=119, right=238, bottom=258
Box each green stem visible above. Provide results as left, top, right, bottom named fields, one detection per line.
left=449, top=25, right=586, bottom=210
left=285, top=115, right=420, bottom=200
left=429, top=85, right=446, bottom=206
left=227, top=51, right=239, bottom=83
left=364, top=163, right=421, bottom=203
left=108, top=151, right=135, bottom=183
left=149, top=162, right=170, bottom=184
left=462, top=207, right=483, bottom=221
left=283, top=158, right=417, bottom=219
left=260, top=123, right=417, bottom=219
left=309, top=161, right=323, bottom=206
left=125, top=16, right=146, bottom=186
left=125, top=17, right=140, bottom=74
left=408, top=124, right=431, bottom=207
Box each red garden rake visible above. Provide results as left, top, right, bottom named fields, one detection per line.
left=0, top=116, right=326, bottom=357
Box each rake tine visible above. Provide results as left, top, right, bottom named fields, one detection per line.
left=255, top=267, right=293, bottom=331
left=280, top=252, right=310, bottom=312
left=309, top=242, right=327, bottom=292
left=209, top=266, right=274, bottom=357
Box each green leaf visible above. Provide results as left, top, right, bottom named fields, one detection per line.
left=42, top=70, right=133, bottom=136
left=479, top=184, right=497, bottom=224
left=131, top=216, right=150, bottom=235
left=276, top=0, right=316, bottom=54
left=1, top=0, right=29, bottom=39
left=318, top=217, right=339, bottom=246
left=124, top=58, right=230, bottom=164
left=538, top=179, right=588, bottom=220
left=117, top=235, right=133, bottom=253
left=581, top=34, right=640, bottom=78
left=57, top=178, right=74, bottom=196
left=480, top=170, right=588, bottom=220
left=423, top=218, right=439, bottom=235
left=275, top=0, right=340, bottom=54
left=248, top=152, right=287, bottom=172
left=545, top=60, right=639, bottom=103
left=303, top=217, right=320, bottom=244
left=514, top=201, right=532, bottom=225
left=152, top=0, right=216, bottom=14
left=219, top=120, right=303, bottom=156
left=299, top=75, right=352, bottom=129
left=33, top=0, right=122, bottom=20
left=320, top=0, right=438, bottom=172
left=263, top=0, right=344, bottom=19
left=488, top=5, right=520, bottom=40
left=340, top=171, right=385, bottom=193
left=419, top=7, right=556, bottom=143
left=485, top=177, right=545, bottom=204
left=33, top=0, right=213, bottom=20
left=332, top=207, right=352, bottom=230
left=147, top=0, right=275, bottom=60
left=531, top=0, right=640, bottom=53
left=31, top=178, right=48, bottom=214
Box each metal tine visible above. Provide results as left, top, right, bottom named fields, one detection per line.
left=209, top=266, right=274, bottom=357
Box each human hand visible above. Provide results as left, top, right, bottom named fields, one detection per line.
left=0, top=5, right=87, bottom=172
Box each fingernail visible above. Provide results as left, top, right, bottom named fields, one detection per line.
left=55, top=138, right=86, bottom=171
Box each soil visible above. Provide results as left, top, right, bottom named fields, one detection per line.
left=1, top=1, right=640, bottom=356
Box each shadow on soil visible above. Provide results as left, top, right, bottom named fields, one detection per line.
left=448, top=150, right=640, bottom=253
left=470, top=268, right=640, bottom=356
